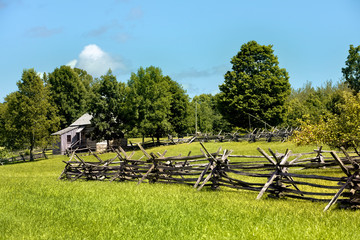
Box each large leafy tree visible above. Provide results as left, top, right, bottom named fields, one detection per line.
left=166, top=76, right=191, bottom=135
left=284, top=81, right=348, bottom=127
left=127, top=66, right=173, bottom=142
left=0, top=102, right=6, bottom=147
left=47, top=65, right=93, bottom=129
left=342, top=44, right=360, bottom=92
left=1, top=69, right=59, bottom=160
left=88, top=70, right=128, bottom=145
left=218, top=41, right=291, bottom=129
left=190, top=94, right=233, bottom=134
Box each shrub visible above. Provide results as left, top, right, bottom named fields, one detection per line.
left=292, top=91, right=360, bottom=149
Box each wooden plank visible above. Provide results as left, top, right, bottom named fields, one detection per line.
left=194, top=162, right=211, bottom=188
left=341, top=147, right=360, bottom=169
left=324, top=175, right=354, bottom=211
left=137, top=164, right=155, bottom=184
left=330, top=151, right=351, bottom=177
left=197, top=163, right=216, bottom=191
left=257, top=147, right=276, bottom=165
left=137, top=143, right=152, bottom=160
left=256, top=172, right=278, bottom=200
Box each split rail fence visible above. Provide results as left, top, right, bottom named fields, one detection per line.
left=0, top=152, right=47, bottom=165
left=59, top=143, right=360, bottom=211
left=125, top=127, right=297, bottom=150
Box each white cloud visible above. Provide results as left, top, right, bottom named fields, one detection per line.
left=66, top=59, right=77, bottom=68
left=72, top=44, right=125, bottom=77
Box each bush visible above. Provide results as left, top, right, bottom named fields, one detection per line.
left=291, top=119, right=325, bottom=146
left=292, top=91, right=360, bottom=149
left=0, top=147, right=10, bottom=159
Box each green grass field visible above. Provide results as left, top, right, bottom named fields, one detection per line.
left=1, top=142, right=359, bottom=240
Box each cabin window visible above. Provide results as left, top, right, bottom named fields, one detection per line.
left=67, top=135, right=71, bottom=143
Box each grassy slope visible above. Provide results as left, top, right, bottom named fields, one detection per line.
left=0, top=142, right=359, bottom=240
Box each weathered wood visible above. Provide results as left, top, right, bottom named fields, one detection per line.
left=256, top=173, right=278, bottom=200
left=324, top=176, right=354, bottom=211
left=59, top=145, right=360, bottom=211
left=331, top=151, right=351, bottom=177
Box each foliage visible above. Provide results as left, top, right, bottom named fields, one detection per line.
left=291, top=118, right=325, bottom=146
left=47, top=65, right=93, bottom=129
left=127, top=66, right=190, bottom=141
left=342, top=44, right=360, bottom=92
left=322, top=91, right=360, bottom=149
left=88, top=70, right=128, bottom=144
left=166, top=77, right=192, bottom=135
left=1, top=69, right=59, bottom=159
left=0, top=102, right=5, bottom=147
left=284, top=81, right=348, bottom=126
left=0, top=147, right=10, bottom=159
left=218, top=40, right=291, bottom=129
left=292, top=91, right=360, bottom=149
left=189, top=94, right=233, bottom=134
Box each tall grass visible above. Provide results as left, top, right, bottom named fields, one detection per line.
left=0, top=142, right=359, bottom=240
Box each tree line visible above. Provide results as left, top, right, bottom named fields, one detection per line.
left=0, top=41, right=359, bottom=158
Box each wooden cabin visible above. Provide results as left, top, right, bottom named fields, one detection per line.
left=52, top=113, right=96, bottom=155
left=52, top=113, right=127, bottom=155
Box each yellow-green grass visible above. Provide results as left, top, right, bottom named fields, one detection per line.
left=0, top=142, right=359, bottom=240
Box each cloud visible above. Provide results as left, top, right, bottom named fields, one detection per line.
left=113, top=32, right=132, bottom=43
left=85, top=26, right=111, bottom=37
left=66, top=59, right=78, bottom=68
left=26, top=26, right=62, bottom=38
left=71, top=44, right=126, bottom=77
left=127, top=6, right=143, bottom=20
left=174, top=65, right=228, bottom=80
left=84, top=20, right=123, bottom=37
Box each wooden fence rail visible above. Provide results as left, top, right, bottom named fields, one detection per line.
left=0, top=152, right=47, bottom=165
left=59, top=144, right=360, bottom=211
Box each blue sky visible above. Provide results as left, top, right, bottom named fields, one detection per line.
left=1, top=0, right=359, bottom=101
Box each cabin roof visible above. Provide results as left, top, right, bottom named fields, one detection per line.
left=52, top=126, right=78, bottom=136
left=70, top=113, right=92, bottom=126
left=52, top=113, right=92, bottom=136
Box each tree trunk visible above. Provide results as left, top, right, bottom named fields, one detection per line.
left=42, top=148, right=48, bottom=159
left=29, top=145, right=34, bottom=161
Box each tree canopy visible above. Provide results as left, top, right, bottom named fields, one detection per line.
left=342, top=44, right=360, bottom=92
left=88, top=70, right=128, bottom=145
left=284, top=81, right=347, bottom=127
left=47, top=65, right=93, bottom=129
left=217, top=41, right=291, bottom=129
left=190, top=94, right=233, bottom=134
left=1, top=69, right=59, bottom=159
left=127, top=66, right=190, bottom=142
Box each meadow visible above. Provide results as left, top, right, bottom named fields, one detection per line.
left=1, top=141, right=359, bottom=240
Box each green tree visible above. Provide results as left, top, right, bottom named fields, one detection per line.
left=166, top=76, right=191, bottom=135
left=88, top=70, right=128, bottom=146
left=47, top=66, right=93, bottom=129
left=0, top=102, right=5, bottom=147
left=342, top=44, right=360, bottom=92
left=322, top=91, right=360, bottom=149
left=190, top=94, right=233, bottom=134
left=218, top=40, right=291, bottom=129
left=127, top=66, right=172, bottom=143
left=292, top=90, right=360, bottom=149
left=1, top=69, right=59, bottom=160
left=284, top=81, right=349, bottom=127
